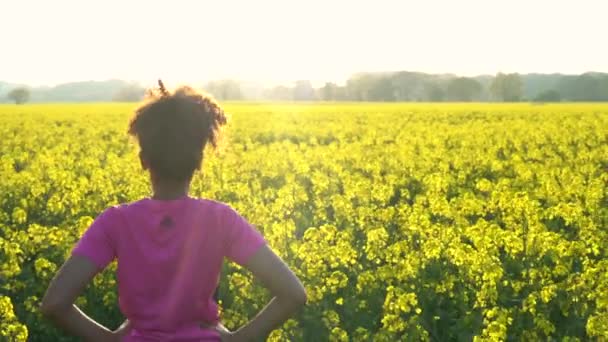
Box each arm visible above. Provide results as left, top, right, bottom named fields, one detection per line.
left=40, top=255, right=127, bottom=342
left=228, top=245, right=307, bottom=341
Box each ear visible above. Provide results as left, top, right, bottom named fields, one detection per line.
left=139, top=151, right=149, bottom=170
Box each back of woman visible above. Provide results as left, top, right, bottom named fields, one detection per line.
left=41, top=81, right=307, bottom=341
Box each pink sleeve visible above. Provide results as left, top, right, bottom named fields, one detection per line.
left=72, top=207, right=118, bottom=269
left=222, top=205, right=266, bottom=265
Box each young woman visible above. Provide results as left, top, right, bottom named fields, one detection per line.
left=41, top=81, right=307, bottom=341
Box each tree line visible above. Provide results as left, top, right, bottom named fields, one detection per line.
left=206, top=72, right=608, bottom=102
left=2, top=72, right=608, bottom=104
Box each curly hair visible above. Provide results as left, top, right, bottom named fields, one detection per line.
left=128, top=80, right=227, bottom=181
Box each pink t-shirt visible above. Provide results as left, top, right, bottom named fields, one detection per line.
left=72, top=196, right=266, bottom=341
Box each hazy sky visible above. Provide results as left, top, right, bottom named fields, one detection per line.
left=1, top=0, right=607, bottom=86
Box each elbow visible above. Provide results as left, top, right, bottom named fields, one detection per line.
left=297, top=288, right=308, bottom=306
left=39, top=301, right=57, bottom=318
left=291, top=287, right=308, bottom=308
left=277, top=287, right=307, bottom=309
left=40, top=298, right=68, bottom=318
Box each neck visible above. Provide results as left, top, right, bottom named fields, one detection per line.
left=151, top=177, right=190, bottom=200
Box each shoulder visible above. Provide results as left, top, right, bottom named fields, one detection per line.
left=190, top=198, right=243, bottom=223
left=192, top=197, right=234, bottom=213
left=94, top=199, right=149, bottom=226
left=96, top=204, right=124, bottom=221
left=102, top=200, right=139, bottom=218
left=88, top=204, right=128, bottom=235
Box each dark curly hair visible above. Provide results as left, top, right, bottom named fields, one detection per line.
left=128, top=80, right=227, bottom=182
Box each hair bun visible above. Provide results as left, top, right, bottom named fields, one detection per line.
left=158, top=79, right=169, bottom=97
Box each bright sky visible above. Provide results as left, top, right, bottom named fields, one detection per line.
left=1, top=0, right=607, bottom=86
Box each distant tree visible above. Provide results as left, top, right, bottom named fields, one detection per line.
left=333, top=86, right=348, bottom=101
left=204, top=80, right=243, bottom=100
left=293, top=80, right=315, bottom=101
left=112, top=84, right=145, bottom=102
left=425, top=82, right=446, bottom=102
left=321, top=82, right=337, bottom=101
left=368, top=77, right=395, bottom=101
left=29, top=80, right=135, bottom=102
left=600, top=75, right=608, bottom=99
left=446, top=77, right=482, bottom=101
left=7, top=87, right=30, bottom=104
left=391, top=72, right=425, bottom=101
left=533, top=89, right=561, bottom=102
left=264, top=85, right=292, bottom=101
left=346, top=74, right=376, bottom=101
left=557, top=73, right=608, bottom=101
left=491, top=73, right=523, bottom=101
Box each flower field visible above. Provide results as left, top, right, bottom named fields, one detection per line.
left=1, top=103, right=607, bottom=341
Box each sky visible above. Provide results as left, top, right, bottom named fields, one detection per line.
left=1, top=0, right=607, bottom=86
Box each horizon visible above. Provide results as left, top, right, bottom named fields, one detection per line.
left=2, top=0, right=607, bottom=86
left=2, top=70, right=608, bottom=89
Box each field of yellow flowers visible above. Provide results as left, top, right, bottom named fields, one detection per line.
left=1, top=103, right=607, bottom=341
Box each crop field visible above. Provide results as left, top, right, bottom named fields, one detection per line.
left=1, top=103, right=607, bottom=341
